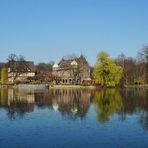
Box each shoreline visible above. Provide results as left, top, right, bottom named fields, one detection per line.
left=0, top=84, right=148, bottom=89
left=49, top=85, right=96, bottom=89
left=124, top=85, right=148, bottom=89
left=0, top=84, right=96, bottom=89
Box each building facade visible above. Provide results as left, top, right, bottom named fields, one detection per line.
left=52, top=55, right=91, bottom=84
left=7, top=61, right=36, bottom=83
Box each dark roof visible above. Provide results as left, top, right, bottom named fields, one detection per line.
left=59, top=59, right=73, bottom=68
left=58, top=55, right=89, bottom=68
left=7, top=61, right=36, bottom=72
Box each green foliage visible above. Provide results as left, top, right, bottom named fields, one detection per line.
left=0, top=89, right=8, bottom=105
left=82, top=81, right=91, bottom=87
left=1, top=68, right=8, bottom=84
left=93, top=89, right=123, bottom=123
left=31, top=80, right=42, bottom=84
left=93, top=51, right=123, bottom=87
left=48, top=82, right=54, bottom=87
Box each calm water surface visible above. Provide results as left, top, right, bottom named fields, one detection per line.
left=0, top=88, right=148, bottom=148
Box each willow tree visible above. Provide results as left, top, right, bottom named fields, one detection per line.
left=93, top=51, right=123, bottom=87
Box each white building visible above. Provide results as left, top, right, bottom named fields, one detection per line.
left=7, top=61, right=36, bottom=83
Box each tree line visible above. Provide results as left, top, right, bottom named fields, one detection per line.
left=93, top=46, right=148, bottom=87
left=0, top=46, right=147, bottom=86
left=115, top=46, right=148, bottom=86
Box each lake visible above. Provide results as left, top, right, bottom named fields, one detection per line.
left=0, top=88, right=148, bottom=148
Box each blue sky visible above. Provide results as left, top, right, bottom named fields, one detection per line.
left=0, top=0, right=148, bottom=65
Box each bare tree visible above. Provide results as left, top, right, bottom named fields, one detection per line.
left=138, top=46, right=148, bottom=84
left=7, top=53, right=18, bottom=62
left=116, top=50, right=148, bottom=86
left=7, top=54, right=28, bottom=84
left=36, top=61, right=54, bottom=72
left=139, top=46, right=148, bottom=62
left=70, top=64, right=81, bottom=84
left=62, top=54, right=77, bottom=60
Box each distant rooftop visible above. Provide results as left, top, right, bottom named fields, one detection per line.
left=53, top=63, right=59, bottom=68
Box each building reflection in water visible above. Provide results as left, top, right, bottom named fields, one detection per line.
left=0, top=88, right=35, bottom=120
left=35, top=89, right=93, bottom=119
left=0, top=88, right=94, bottom=120
left=0, top=87, right=148, bottom=129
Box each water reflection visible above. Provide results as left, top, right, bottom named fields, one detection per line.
left=0, top=88, right=148, bottom=129
left=0, top=89, right=35, bottom=119
left=35, top=89, right=94, bottom=119
left=93, top=89, right=123, bottom=123
left=0, top=88, right=95, bottom=120
left=121, top=89, right=148, bottom=130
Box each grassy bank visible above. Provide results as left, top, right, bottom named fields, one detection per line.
left=49, top=84, right=96, bottom=89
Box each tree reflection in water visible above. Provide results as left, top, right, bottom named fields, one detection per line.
left=93, top=89, right=123, bottom=123
left=0, top=87, right=148, bottom=130
left=121, top=89, right=148, bottom=130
